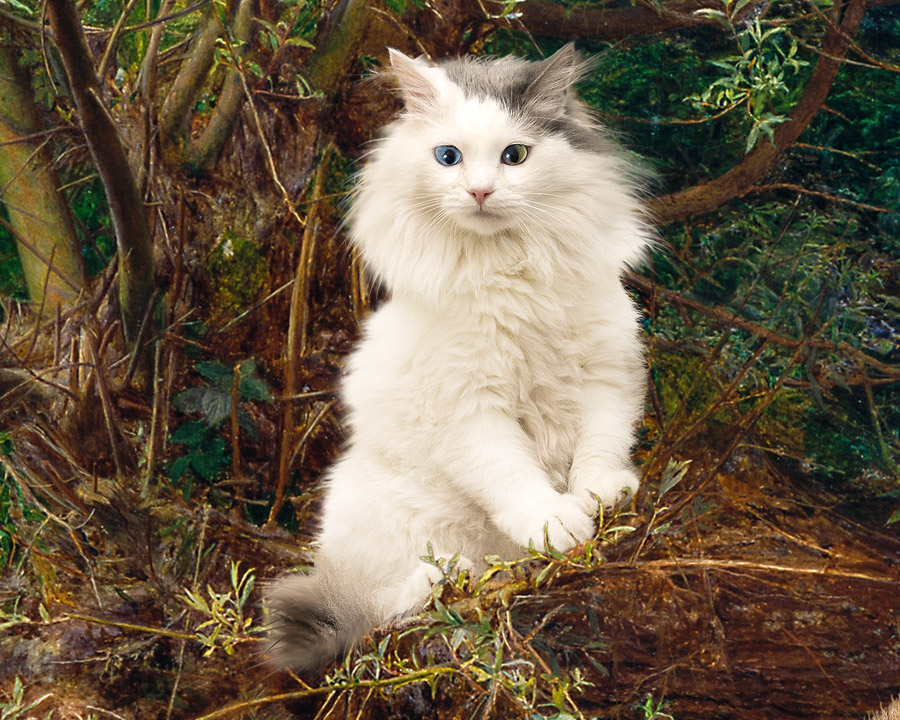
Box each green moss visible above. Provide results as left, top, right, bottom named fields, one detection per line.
left=207, top=232, right=268, bottom=320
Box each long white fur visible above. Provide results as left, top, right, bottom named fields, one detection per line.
left=267, top=45, right=652, bottom=667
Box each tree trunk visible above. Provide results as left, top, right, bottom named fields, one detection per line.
left=0, top=38, right=85, bottom=309
left=44, top=0, right=155, bottom=350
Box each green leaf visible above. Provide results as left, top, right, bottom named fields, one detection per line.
left=167, top=455, right=192, bottom=481
left=692, top=8, right=732, bottom=29
left=285, top=36, right=315, bottom=49
left=195, top=360, right=234, bottom=387
left=170, top=420, right=208, bottom=445
left=239, top=374, right=274, bottom=403
left=658, top=458, right=691, bottom=499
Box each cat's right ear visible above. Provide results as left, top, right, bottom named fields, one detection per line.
left=388, top=48, right=439, bottom=114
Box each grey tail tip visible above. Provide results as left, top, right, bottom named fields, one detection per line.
left=264, top=573, right=348, bottom=670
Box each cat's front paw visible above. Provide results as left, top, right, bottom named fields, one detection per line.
left=505, top=493, right=595, bottom=552
left=569, top=467, right=640, bottom=515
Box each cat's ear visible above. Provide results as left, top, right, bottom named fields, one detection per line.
left=388, top=48, right=440, bottom=114
left=525, top=43, right=591, bottom=113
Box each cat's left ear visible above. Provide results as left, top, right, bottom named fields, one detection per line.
left=526, top=43, right=591, bottom=112
left=388, top=48, right=440, bottom=114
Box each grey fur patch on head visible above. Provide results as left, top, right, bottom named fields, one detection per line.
left=440, top=43, right=613, bottom=154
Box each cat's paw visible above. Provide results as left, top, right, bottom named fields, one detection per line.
left=569, top=467, right=640, bottom=515
left=505, top=493, right=595, bottom=552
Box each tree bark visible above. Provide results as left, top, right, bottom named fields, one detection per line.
left=648, top=0, right=868, bottom=225
left=0, top=38, right=85, bottom=309
left=519, top=0, right=741, bottom=40
left=188, top=0, right=257, bottom=171
left=44, top=0, right=154, bottom=349
left=305, top=0, right=379, bottom=97
left=159, top=0, right=257, bottom=171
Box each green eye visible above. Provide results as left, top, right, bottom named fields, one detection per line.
left=501, top=144, right=528, bottom=165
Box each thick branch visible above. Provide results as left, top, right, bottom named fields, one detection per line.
left=188, top=0, right=257, bottom=170
left=519, top=0, right=736, bottom=40
left=648, top=0, right=868, bottom=225
left=158, top=11, right=221, bottom=163
left=45, top=0, right=154, bottom=347
left=305, top=0, right=378, bottom=96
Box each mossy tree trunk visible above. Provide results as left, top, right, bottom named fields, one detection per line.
left=0, top=38, right=86, bottom=310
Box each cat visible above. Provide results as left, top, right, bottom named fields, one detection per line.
left=266, top=43, right=653, bottom=668
left=872, top=698, right=900, bottom=720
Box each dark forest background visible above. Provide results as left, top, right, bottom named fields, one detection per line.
left=0, top=0, right=898, bottom=717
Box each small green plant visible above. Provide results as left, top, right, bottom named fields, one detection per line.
left=687, top=17, right=808, bottom=151
left=0, top=432, right=46, bottom=569
left=0, top=677, right=52, bottom=720
left=167, top=359, right=273, bottom=498
left=180, top=560, right=263, bottom=656
left=637, top=693, right=675, bottom=720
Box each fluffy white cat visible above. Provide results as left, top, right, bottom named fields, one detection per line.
left=267, top=43, right=652, bottom=667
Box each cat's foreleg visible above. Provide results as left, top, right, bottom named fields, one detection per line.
left=379, top=551, right=475, bottom=618
left=437, top=408, right=595, bottom=551
left=568, top=380, right=643, bottom=513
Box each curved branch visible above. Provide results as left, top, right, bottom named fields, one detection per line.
left=518, top=0, right=739, bottom=40
left=648, top=0, right=868, bottom=225
left=188, top=0, right=257, bottom=170
left=159, top=10, right=222, bottom=163
left=44, top=0, right=154, bottom=348
left=305, top=0, right=378, bottom=97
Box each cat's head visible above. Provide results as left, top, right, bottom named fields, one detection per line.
left=351, top=45, right=651, bottom=298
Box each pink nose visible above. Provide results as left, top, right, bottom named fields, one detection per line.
left=470, top=188, right=493, bottom=207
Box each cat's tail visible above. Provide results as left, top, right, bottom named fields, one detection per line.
left=265, top=567, right=372, bottom=669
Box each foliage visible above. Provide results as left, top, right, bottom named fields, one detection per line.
left=65, top=177, right=115, bottom=277
left=167, top=359, right=274, bottom=497
left=0, top=219, right=27, bottom=302
left=180, top=560, right=263, bottom=656
left=686, top=19, right=807, bottom=152
left=637, top=694, right=676, bottom=720
left=0, top=432, right=45, bottom=570
left=0, top=677, right=52, bottom=720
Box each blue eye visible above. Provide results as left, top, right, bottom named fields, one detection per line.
left=434, top=145, right=462, bottom=166
left=501, top=144, right=528, bottom=165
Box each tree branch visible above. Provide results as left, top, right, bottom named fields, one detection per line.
left=518, top=0, right=744, bottom=40
left=188, top=0, right=257, bottom=170
left=44, top=0, right=154, bottom=349
left=159, top=8, right=222, bottom=164
left=648, top=0, right=868, bottom=225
